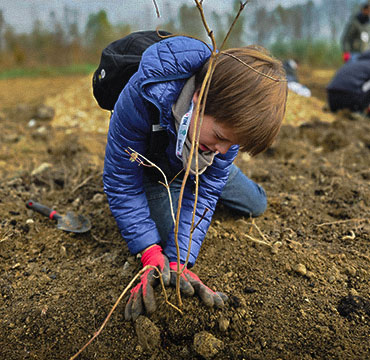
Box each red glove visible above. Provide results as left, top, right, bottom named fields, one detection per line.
left=169, top=262, right=228, bottom=307
left=343, top=52, right=351, bottom=63
left=125, top=245, right=170, bottom=321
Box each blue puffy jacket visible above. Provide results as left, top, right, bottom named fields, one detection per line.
left=103, top=36, right=239, bottom=266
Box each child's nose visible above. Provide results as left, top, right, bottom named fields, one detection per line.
left=215, top=142, right=231, bottom=154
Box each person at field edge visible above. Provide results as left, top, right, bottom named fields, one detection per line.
left=283, top=59, right=311, bottom=97
left=341, top=3, right=370, bottom=63
left=103, top=36, right=287, bottom=321
left=327, top=50, right=370, bottom=114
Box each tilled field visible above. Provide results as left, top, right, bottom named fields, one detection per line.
left=0, top=73, right=369, bottom=360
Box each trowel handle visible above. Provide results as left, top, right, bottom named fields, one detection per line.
left=26, top=200, right=61, bottom=220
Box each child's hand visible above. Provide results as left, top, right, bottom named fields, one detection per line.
left=125, top=245, right=170, bottom=321
left=169, top=262, right=228, bottom=307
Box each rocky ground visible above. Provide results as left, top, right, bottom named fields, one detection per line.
left=0, top=70, right=369, bottom=360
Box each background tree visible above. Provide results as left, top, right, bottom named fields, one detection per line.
left=3, top=25, right=25, bottom=65
left=291, top=5, right=304, bottom=40
left=274, top=5, right=289, bottom=42
left=222, top=0, right=248, bottom=48
left=30, top=19, right=51, bottom=64
left=251, top=7, right=276, bottom=45
left=61, top=6, right=85, bottom=64
left=178, top=4, right=205, bottom=40
left=48, top=10, right=67, bottom=65
left=0, top=10, right=4, bottom=51
left=326, top=0, right=355, bottom=42
left=84, top=10, right=114, bottom=61
left=0, top=1, right=362, bottom=70
left=302, top=0, right=316, bottom=41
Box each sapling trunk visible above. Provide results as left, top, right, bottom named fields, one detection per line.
left=174, top=0, right=249, bottom=305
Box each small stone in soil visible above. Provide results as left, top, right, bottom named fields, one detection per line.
left=218, top=315, right=230, bottom=332
left=294, top=263, right=307, bottom=276
left=244, top=286, right=257, bottom=294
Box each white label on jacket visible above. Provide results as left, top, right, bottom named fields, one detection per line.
left=176, top=100, right=194, bottom=160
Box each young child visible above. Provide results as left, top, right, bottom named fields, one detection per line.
left=103, top=36, right=287, bottom=321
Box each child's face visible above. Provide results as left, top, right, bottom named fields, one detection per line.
left=188, top=91, right=239, bottom=155
left=188, top=112, right=238, bottom=155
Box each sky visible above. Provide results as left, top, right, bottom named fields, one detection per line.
left=0, top=0, right=324, bottom=34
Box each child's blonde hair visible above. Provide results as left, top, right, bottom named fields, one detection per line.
left=196, top=45, right=287, bottom=156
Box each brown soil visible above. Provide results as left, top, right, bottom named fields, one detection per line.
left=0, top=72, right=369, bottom=360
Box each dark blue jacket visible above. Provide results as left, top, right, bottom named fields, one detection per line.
left=327, top=50, right=370, bottom=94
left=103, top=36, right=239, bottom=266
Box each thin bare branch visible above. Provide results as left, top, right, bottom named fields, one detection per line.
left=152, top=0, right=160, bottom=18
left=194, top=0, right=217, bottom=49
left=128, top=147, right=176, bottom=224
left=220, top=0, right=249, bottom=50
left=191, top=208, right=209, bottom=234
left=124, top=149, right=152, bottom=167
left=0, top=230, right=12, bottom=243
left=71, top=174, right=94, bottom=193
left=172, top=0, right=223, bottom=303
left=252, top=220, right=270, bottom=244
left=150, top=0, right=258, bottom=308
left=316, top=218, right=368, bottom=227
left=183, top=61, right=217, bottom=269
left=168, top=169, right=184, bottom=186
left=173, top=53, right=218, bottom=304
left=220, top=51, right=287, bottom=82
left=244, top=233, right=272, bottom=248
left=155, top=29, right=214, bottom=53
left=342, top=231, right=356, bottom=240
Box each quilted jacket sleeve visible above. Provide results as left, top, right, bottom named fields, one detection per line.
left=103, top=78, right=162, bottom=254
left=164, top=146, right=239, bottom=267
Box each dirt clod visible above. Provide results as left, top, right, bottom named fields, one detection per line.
left=193, top=331, right=224, bottom=359
left=35, top=104, right=55, bottom=121
left=134, top=316, right=161, bottom=353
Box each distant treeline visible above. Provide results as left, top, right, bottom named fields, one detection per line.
left=0, top=0, right=361, bottom=70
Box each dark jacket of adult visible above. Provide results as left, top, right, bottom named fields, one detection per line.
left=327, top=51, right=370, bottom=111
left=341, top=12, right=370, bottom=53
left=103, top=36, right=239, bottom=267
left=327, top=51, right=370, bottom=93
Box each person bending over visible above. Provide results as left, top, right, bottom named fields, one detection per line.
left=103, top=36, right=287, bottom=321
